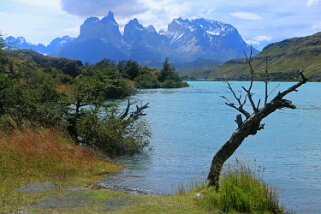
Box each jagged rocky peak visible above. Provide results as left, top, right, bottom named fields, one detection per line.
left=124, top=18, right=145, bottom=42
left=168, top=17, right=194, bottom=32
left=84, top=17, right=100, bottom=25
left=146, top=25, right=156, bottom=33
left=125, top=18, right=144, bottom=30
left=101, top=11, right=117, bottom=24
left=79, top=11, right=121, bottom=43
left=168, top=17, right=236, bottom=36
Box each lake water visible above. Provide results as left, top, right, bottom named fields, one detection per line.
left=102, top=81, right=321, bottom=213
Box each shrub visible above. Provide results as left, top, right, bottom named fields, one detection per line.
left=135, top=73, right=161, bottom=89
left=0, top=75, right=67, bottom=129
left=199, top=163, right=284, bottom=213
left=77, top=105, right=151, bottom=157
left=161, top=80, right=189, bottom=88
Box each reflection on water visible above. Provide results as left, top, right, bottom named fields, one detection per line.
left=102, top=81, right=321, bottom=213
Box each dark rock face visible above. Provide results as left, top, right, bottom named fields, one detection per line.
left=5, top=11, right=257, bottom=64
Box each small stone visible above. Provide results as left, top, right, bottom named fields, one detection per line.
left=194, top=192, right=203, bottom=199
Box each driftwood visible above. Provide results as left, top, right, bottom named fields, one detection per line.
left=207, top=50, right=307, bottom=189
left=118, top=99, right=149, bottom=120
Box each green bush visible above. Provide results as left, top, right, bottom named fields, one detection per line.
left=0, top=75, right=66, bottom=129
left=200, top=163, right=284, bottom=213
left=161, top=80, right=189, bottom=88
left=135, top=73, right=161, bottom=89
left=77, top=105, right=150, bottom=156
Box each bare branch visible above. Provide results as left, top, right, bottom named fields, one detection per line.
left=268, top=84, right=280, bottom=97
left=257, top=99, right=261, bottom=110
left=223, top=78, right=251, bottom=118
left=119, top=99, right=131, bottom=119
left=242, top=86, right=257, bottom=113
left=219, top=96, right=232, bottom=104
left=225, top=102, right=251, bottom=118
left=243, top=46, right=258, bottom=113
left=273, top=70, right=307, bottom=101
left=129, top=103, right=149, bottom=120
left=226, top=82, right=242, bottom=106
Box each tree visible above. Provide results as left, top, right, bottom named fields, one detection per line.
left=118, top=60, right=140, bottom=80
left=0, top=35, right=7, bottom=71
left=207, top=50, right=308, bottom=189
left=158, top=58, right=179, bottom=82
left=67, top=74, right=150, bottom=155
left=67, top=75, right=106, bottom=142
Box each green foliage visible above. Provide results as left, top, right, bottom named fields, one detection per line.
left=77, top=104, right=150, bottom=156
left=67, top=67, right=150, bottom=156
left=8, top=50, right=83, bottom=77
left=0, top=50, right=186, bottom=157
left=135, top=69, right=161, bottom=89
left=0, top=74, right=66, bottom=129
left=89, top=59, right=120, bottom=79
left=118, top=60, right=140, bottom=80
left=0, top=35, right=7, bottom=71
left=199, top=163, right=284, bottom=213
left=161, top=79, right=189, bottom=88
left=153, top=58, right=189, bottom=88
left=158, top=58, right=180, bottom=82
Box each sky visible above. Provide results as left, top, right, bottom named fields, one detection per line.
left=1, top=0, right=321, bottom=50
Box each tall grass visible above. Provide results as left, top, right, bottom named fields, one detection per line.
left=0, top=128, right=120, bottom=212
left=199, top=163, right=284, bottom=213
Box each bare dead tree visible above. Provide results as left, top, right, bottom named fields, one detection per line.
left=207, top=50, right=307, bottom=189
left=118, top=99, right=149, bottom=120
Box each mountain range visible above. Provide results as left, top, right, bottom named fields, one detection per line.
left=5, top=11, right=256, bottom=65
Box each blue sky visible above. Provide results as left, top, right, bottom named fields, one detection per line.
left=1, top=0, right=321, bottom=49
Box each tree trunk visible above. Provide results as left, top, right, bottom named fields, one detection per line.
left=207, top=118, right=258, bottom=188
left=207, top=130, right=246, bottom=188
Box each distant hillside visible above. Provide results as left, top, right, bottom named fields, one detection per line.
left=216, top=32, right=321, bottom=81
left=175, top=59, right=224, bottom=80
left=6, top=50, right=84, bottom=77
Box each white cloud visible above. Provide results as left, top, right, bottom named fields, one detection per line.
left=14, top=0, right=62, bottom=11
left=253, top=35, right=272, bottom=42
left=230, top=12, right=262, bottom=21
left=245, top=35, right=272, bottom=50
left=133, top=0, right=191, bottom=31
left=60, top=0, right=191, bottom=32
left=307, top=0, right=319, bottom=7
left=61, top=0, right=147, bottom=17
left=313, top=22, right=321, bottom=31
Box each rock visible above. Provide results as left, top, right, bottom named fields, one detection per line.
left=15, top=182, right=56, bottom=193
left=33, top=194, right=89, bottom=209
left=194, top=192, right=203, bottom=199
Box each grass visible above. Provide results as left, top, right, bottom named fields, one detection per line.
left=0, top=128, right=121, bottom=212
left=197, top=163, right=284, bottom=213
left=0, top=128, right=284, bottom=213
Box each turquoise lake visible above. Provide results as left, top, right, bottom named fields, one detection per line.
left=102, top=81, right=321, bottom=213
